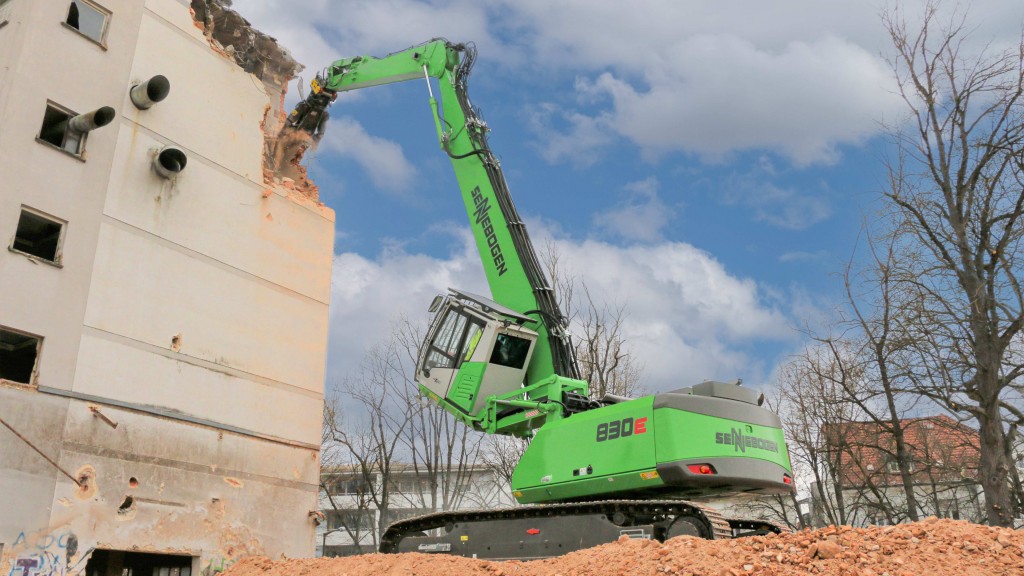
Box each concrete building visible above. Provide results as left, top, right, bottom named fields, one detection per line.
left=0, top=1, right=333, bottom=575
left=317, top=465, right=518, bottom=557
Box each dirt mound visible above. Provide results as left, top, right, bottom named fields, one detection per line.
left=223, top=517, right=1024, bottom=576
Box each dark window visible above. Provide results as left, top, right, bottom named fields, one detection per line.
left=85, top=551, right=191, bottom=576
left=65, top=0, right=108, bottom=44
left=0, top=327, right=41, bottom=384
left=327, top=476, right=373, bottom=495
left=490, top=333, right=531, bottom=369
left=12, top=208, right=64, bottom=263
left=39, top=103, right=84, bottom=155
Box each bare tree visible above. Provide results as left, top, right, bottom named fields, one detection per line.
left=323, top=335, right=418, bottom=542
left=774, top=342, right=864, bottom=527
left=833, top=230, right=927, bottom=521
left=389, top=317, right=485, bottom=514
left=542, top=239, right=645, bottom=398
left=480, top=434, right=531, bottom=487
left=321, top=395, right=387, bottom=553
left=881, top=3, right=1024, bottom=526
left=321, top=315, right=493, bottom=551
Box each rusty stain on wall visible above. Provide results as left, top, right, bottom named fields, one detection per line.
left=74, top=466, right=97, bottom=501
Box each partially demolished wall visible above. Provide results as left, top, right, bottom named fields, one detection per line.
left=190, top=0, right=319, bottom=198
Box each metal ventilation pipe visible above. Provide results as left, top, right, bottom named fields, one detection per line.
left=68, top=106, right=115, bottom=133
left=130, top=75, right=171, bottom=110
left=153, top=146, right=187, bottom=179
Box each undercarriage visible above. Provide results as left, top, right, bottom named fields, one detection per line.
left=379, top=500, right=784, bottom=560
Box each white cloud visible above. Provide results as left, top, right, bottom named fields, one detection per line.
left=724, top=159, right=833, bottom=230
left=328, top=225, right=794, bottom=392
left=525, top=103, right=612, bottom=167
left=778, top=250, right=830, bottom=263
left=326, top=229, right=488, bottom=383
left=231, top=0, right=1024, bottom=173
left=318, top=116, right=417, bottom=193
left=592, top=177, right=676, bottom=242
left=573, top=35, right=900, bottom=166
left=229, top=0, right=500, bottom=78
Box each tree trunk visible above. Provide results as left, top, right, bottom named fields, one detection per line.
left=978, top=399, right=1014, bottom=526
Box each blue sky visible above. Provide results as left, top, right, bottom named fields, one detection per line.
left=231, top=0, right=1023, bottom=395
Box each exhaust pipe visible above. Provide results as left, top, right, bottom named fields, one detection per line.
left=130, top=75, right=171, bottom=110
left=68, top=106, right=115, bottom=133
left=153, top=146, right=187, bottom=179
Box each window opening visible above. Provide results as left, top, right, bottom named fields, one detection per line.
left=12, top=208, right=65, bottom=263
left=884, top=455, right=915, bottom=474
left=0, top=327, right=41, bottom=384
left=327, top=510, right=374, bottom=531
left=327, top=476, right=373, bottom=495
left=489, top=333, right=531, bottom=369
left=65, top=0, right=108, bottom=44
left=85, top=551, right=192, bottom=576
left=39, top=104, right=83, bottom=155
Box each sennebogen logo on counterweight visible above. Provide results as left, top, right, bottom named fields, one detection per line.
left=715, top=428, right=780, bottom=453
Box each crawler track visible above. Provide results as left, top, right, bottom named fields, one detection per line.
left=380, top=499, right=780, bottom=560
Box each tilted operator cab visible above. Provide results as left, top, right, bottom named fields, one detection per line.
left=417, top=289, right=538, bottom=416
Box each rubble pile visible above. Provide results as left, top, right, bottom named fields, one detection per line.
left=222, top=517, right=1024, bottom=576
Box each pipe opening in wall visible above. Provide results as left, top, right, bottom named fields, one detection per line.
left=130, top=75, right=171, bottom=109
left=154, top=147, right=187, bottom=179
left=117, top=495, right=135, bottom=514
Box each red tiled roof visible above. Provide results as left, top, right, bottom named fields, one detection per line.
left=823, top=415, right=980, bottom=488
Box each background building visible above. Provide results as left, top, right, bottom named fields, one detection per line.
left=0, top=0, right=332, bottom=574
left=801, top=415, right=986, bottom=527
left=317, top=465, right=517, bottom=557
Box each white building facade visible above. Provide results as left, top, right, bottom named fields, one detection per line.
left=0, top=1, right=333, bottom=574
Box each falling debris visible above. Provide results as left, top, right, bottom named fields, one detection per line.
left=221, top=517, right=1024, bottom=576
left=189, top=0, right=319, bottom=200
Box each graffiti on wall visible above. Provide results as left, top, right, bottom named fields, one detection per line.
left=200, top=556, right=234, bottom=576
left=200, top=525, right=264, bottom=576
left=5, top=532, right=79, bottom=576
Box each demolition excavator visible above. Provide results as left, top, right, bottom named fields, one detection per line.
left=289, top=39, right=794, bottom=560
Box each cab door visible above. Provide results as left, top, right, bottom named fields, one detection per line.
left=417, top=305, right=484, bottom=403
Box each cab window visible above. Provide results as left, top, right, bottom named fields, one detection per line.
left=425, top=309, right=483, bottom=370
left=461, top=322, right=484, bottom=362
left=490, top=333, right=531, bottom=369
